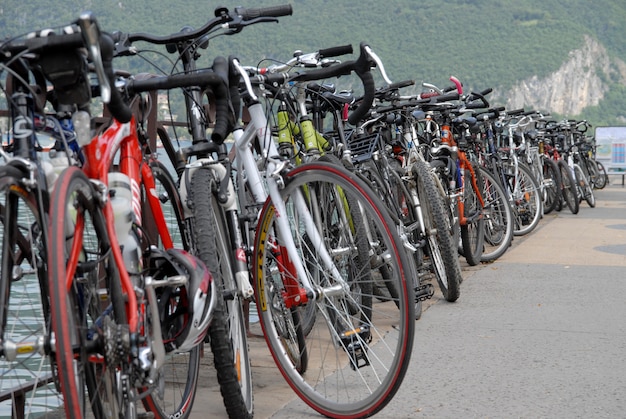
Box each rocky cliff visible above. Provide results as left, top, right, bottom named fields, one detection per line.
left=498, top=35, right=626, bottom=117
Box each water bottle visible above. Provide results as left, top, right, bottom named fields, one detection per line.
left=108, top=172, right=141, bottom=273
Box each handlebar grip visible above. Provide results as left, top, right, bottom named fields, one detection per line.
left=389, top=79, right=415, bottom=90
left=236, top=4, right=293, bottom=20
left=434, top=92, right=460, bottom=103
left=100, top=33, right=132, bottom=123
left=420, top=91, right=439, bottom=99
left=480, top=87, right=493, bottom=96
left=209, top=56, right=231, bottom=144
left=507, top=108, right=525, bottom=116
left=318, top=44, right=353, bottom=58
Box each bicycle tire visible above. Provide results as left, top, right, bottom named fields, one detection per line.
left=0, top=167, right=64, bottom=417
left=574, top=164, right=596, bottom=208
left=542, top=157, right=561, bottom=215
left=593, top=160, right=608, bottom=189
left=558, top=160, right=579, bottom=214
left=412, top=158, right=462, bottom=302
left=188, top=167, right=253, bottom=419
left=354, top=160, right=424, bottom=319
left=478, top=168, right=514, bottom=262
left=141, top=161, right=203, bottom=419
left=48, top=166, right=127, bottom=419
left=507, top=162, right=543, bottom=236
left=254, top=161, right=414, bottom=418
left=460, top=163, right=485, bottom=265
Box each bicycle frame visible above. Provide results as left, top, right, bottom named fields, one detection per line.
left=79, top=116, right=174, bottom=345
left=438, top=120, right=485, bottom=226
left=233, top=102, right=344, bottom=306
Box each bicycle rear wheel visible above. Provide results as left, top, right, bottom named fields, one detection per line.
left=48, top=166, right=127, bottom=418
left=254, top=162, right=414, bottom=418
left=0, top=167, right=63, bottom=417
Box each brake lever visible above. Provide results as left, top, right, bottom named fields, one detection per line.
left=225, top=17, right=280, bottom=35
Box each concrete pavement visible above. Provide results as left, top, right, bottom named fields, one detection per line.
left=191, top=180, right=626, bottom=418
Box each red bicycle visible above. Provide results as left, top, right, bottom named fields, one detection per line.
left=0, top=13, right=230, bottom=418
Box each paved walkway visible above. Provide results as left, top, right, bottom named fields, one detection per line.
left=191, top=180, right=626, bottom=418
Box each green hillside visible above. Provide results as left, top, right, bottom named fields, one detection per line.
left=2, top=0, right=626, bottom=124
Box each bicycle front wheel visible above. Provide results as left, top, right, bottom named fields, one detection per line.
left=542, top=157, right=561, bottom=215
left=460, top=164, right=485, bottom=265
left=574, top=164, right=596, bottom=208
left=0, top=167, right=63, bottom=417
left=479, top=168, right=514, bottom=262
left=506, top=163, right=543, bottom=236
left=141, top=160, right=203, bottom=419
left=558, top=160, right=579, bottom=214
left=254, top=162, right=414, bottom=418
left=593, top=160, right=608, bottom=189
left=48, top=166, right=127, bottom=419
left=413, top=158, right=462, bottom=302
left=189, top=167, right=253, bottom=419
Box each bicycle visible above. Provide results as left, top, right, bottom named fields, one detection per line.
left=0, top=39, right=68, bottom=417
left=334, top=80, right=463, bottom=303
left=228, top=46, right=416, bottom=417
left=494, top=111, right=543, bottom=236
left=416, top=89, right=487, bottom=266
left=112, top=6, right=294, bottom=417
left=0, top=13, right=254, bottom=418
left=557, top=119, right=595, bottom=208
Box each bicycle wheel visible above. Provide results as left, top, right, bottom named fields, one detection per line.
left=507, top=163, right=543, bottom=236
left=141, top=161, right=204, bottom=419
left=354, top=161, right=422, bottom=319
left=412, top=158, right=462, bottom=302
left=188, top=167, right=253, bottom=419
left=558, top=160, right=579, bottom=214
left=593, top=160, right=608, bottom=189
left=574, top=164, right=595, bottom=208
left=478, top=168, right=514, bottom=262
left=254, top=162, right=414, bottom=418
left=542, top=157, right=561, bottom=215
left=0, top=167, right=63, bottom=417
left=48, top=166, right=127, bottom=418
left=460, top=164, right=485, bottom=265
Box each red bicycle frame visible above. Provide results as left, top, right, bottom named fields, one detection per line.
left=440, top=122, right=485, bottom=225
left=72, top=116, right=174, bottom=333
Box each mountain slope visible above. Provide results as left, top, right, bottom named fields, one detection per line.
left=1, top=0, right=626, bottom=124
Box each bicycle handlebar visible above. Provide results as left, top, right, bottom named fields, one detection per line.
left=234, top=5, right=293, bottom=20
left=318, top=44, right=353, bottom=58
left=125, top=58, right=231, bottom=143
left=113, top=4, right=292, bottom=48
left=288, top=42, right=376, bottom=125
left=0, top=13, right=133, bottom=123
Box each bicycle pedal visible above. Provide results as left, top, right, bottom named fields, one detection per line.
left=415, top=283, right=434, bottom=302
left=339, top=326, right=371, bottom=370
left=137, top=413, right=155, bottom=419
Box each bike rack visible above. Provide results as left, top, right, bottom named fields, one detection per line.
left=0, top=373, right=55, bottom=419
